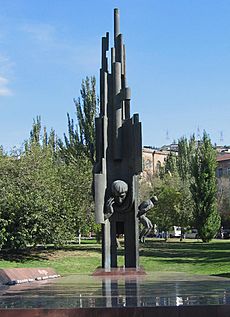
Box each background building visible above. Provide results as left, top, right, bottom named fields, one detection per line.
left=142, top=147, right=170, bottom=177
left=217, top=153, right=230, bottom=178
left=142, top=144, right=230, bottom=179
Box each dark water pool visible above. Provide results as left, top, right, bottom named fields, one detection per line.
left=1, top=272, right=230, bottom=309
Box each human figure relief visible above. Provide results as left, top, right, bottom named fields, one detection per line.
left=105, top=180, right=128, bottom=219
left=138, top=196, right=158, bottom=243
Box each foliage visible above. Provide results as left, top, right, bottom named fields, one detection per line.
left=177, top=136, right=191, bottom=181
left=164, top=152, right=177, bottom=176
left=190, top=132, right=221, bottom=242
left=153, top=174, right=193, bottom=236
left=140, top=133, right=220, bottom=242
left=163, top=135, right=196, bottom=180
left=153, top=181, right=181, bottom=233
left=0, top=117, right=94, bottom=250
left=60, top=76, right=98, bottom=165
left=139, top=171, right=193, bottom=238
left=0, top=76, right=99, bottom=250
left=58, top=157, right=94, bottom=237
left=0, top=144, right=65, bottom=249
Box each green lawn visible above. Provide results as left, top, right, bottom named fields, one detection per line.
left=139, top=239, right=230, bottom=277
left=0, top=239, right=230, bottom=277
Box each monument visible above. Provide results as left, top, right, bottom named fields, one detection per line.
left=1, top=8, right=230, bottom=317
left=94, top=8, right=142, bottom=270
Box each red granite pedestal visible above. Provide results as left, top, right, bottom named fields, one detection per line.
left=0, top=305, right=230, bottom=317
left=92, top=266, right=146, bottom=277
left=0, top=305, right=229, bottom=317
left=0, top=268, right=60, bottom=285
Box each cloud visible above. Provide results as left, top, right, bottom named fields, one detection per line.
left=0, top=54, right=13, bottom=96
left=0, top=54, right=13, bottom=73
left=21, top=22, right=99, bottom=71
left=21, top=23, right=56, bottom=44
left=0, top=53, right=13, bottom=96
left=0, top=76, right=12, bottom=96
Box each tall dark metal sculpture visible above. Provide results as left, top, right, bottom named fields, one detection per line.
left=94, top=8, right=142, bottom=270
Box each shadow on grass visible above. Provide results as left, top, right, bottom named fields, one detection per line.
left=1, top=240, right=230, bottom=266
left=139, top=240, right=230, bottom=265
left=0, top=249, right=49, bottom=262
left=59, top=244, right=101, bottom=253
left=143, top=240, right=230, bottom=251
left=0, top=244, right=102, bottom=263
left=212, top=273, right=230, bottom=278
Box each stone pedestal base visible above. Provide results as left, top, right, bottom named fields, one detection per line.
left=0, top=268, right=60, bottom=285
left=92, top=267, right=146, bottom=277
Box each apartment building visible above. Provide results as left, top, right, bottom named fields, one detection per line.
left=217, top=154, right=230, bottom=178
left=142, top=147, right=169, bottom=177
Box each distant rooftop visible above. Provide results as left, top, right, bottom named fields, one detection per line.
left=217, top=153, right=230, bottom=162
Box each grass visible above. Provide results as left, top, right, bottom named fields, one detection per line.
left=0, top=242, right=101, bottom=275
left=139, top=239, right=230, bottom=277
left=1, top=239, right=230, bottom=277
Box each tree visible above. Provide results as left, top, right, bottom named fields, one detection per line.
left=139, top=172, right=193, bottom=240
left=164, top=152, right=177, bottom=176
left=0, top=116, right=96, bottom=250
left=190, top=132, right=221, bottom=242
left=60, top=76, right=98, bottom=165
left=164, top=136, right=196, bottom=180
left=158, top=137, right=195, bottom=236
left=152, top=174, right=193, bottom=239
left=153, top=181, right=181, bottom=237
left=58, top=157, right=94, bottom=240
left=0, top=142, right=69, bottom=249
left=0, top=149, right=9, bottom=249
left=59, top=76, right=98, bottom=221
left=177, top=137, right=190, bottom=181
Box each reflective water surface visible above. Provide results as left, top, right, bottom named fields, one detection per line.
left=1, top=272, right=230, bottom=309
